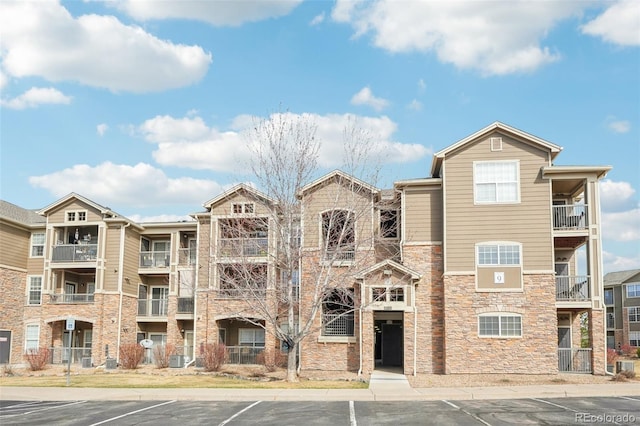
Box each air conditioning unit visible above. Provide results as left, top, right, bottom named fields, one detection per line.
left=105, top=358, right=117, bottom=370
left=169, top=355, right=184, bottom=368
left=195, top=357, right=204, bottom=368
left=616, top=361, right=635, bottom=373
left=82, top=357, right=92, bottom=368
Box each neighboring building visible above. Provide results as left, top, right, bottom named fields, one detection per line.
left=0, top=122, right=611, bottom=375
left=604, top=269, right=640, bottom=350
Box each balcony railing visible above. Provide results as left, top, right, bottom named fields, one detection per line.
left=177, top=248, right=197, bottom=266
left=139, top=251, right=171, bottom=268
left=51, top=244, right=98, bottom=263
left=558, top=348, right=592, bottom=373
left=323, top=249, right=355, bottom=262
left=49, top=347, right=92, bottom=365
left=50, top=293, right=94, bottom=304
left=553, top=204, right=588, bottom=231
left=137, top=298, right=168, bottom=316
left=322, top=313, right=355, bottom=336
left=215, top=288, right=267, bottom=299
left=556, top=275, right=590, bottom=301
left=607, top=313, right=615, bottom=329
left=218, top=238, right=268, bottom=257
left=177, top=297, right=194, bottom=314
left=225, top=346, right=264, bottom=364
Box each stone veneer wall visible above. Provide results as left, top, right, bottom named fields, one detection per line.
left=0, top=268, right=27, bottom=364
left=443, top=273, right=557, bottom=374
left=589, top=309, right=606, bottom=375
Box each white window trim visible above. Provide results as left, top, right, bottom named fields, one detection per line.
left=27, top=275, right=43, bottom=305
left=477, top=313, right=523, bottom=338
left=65, top=209, right=88, bottom=223
left=630, top=331, right=640, bottom=347
left=473, top=160, right=521, bottom=204
left=626, top=283, right=640, bottom=298
left=490, top=137, right=503, bottom=151
left=25, top=323, right=40, bottom=353
left=629, top=307, right=640, bottom=323
left=476, top=242, right=522, bottom=266
left=232, top=203, right=255, bottom=214
left=30, top=232, right=45, bottom=258
left=238, top=328, right=265, bottom=347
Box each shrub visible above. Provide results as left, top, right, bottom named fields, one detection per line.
left=24, top=347, right=50, bottom=371
left=153, top=343, right=176, bottom=369
left=256, top=349, right=288, bottom=372
left=2, top=364, right=14, bottom=376
left=119, top=343, right=144, bottom=369
left=607, top=348, right=619, bottom=365
left=201, top=343, right=226, bottom=372
left=611, top=373, right=628, bottom=382
left=620, top=344, right=635, bottom=357
left=620, top=369, right=636, bottom=379
left=637, top=347, right=640, bottom=358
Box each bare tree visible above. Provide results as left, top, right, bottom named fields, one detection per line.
left=212, top=111, right=384, bottom=381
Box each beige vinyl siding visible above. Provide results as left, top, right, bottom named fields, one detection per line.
left=209, top=194, right=272, bottom=217
left=403, top=188, right=443, bottom=243
left=46, top=200, right=103, bottom=223
left=0, top=223, right=30, bottom=269
left=301, top=180, right=374, bottom=249
left=103, top=224, right=123, bottom=292
left=122, top=226, right=141, bottom=295
left=444, top=132, right=553, bottom=272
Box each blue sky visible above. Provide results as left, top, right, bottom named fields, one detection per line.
left=1, top=0, right=638, bottom=273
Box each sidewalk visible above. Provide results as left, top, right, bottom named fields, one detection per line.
left=2, top=382, right=639, bottom=402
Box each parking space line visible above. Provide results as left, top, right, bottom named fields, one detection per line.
left=441, top=400, right=491, bottom=425
left=2, top=401, right=44, bottom=409
left=619, top=396, right=640, bottom=402
left=441, top=400, right=459, bottom=409
left=3, top=400, right=87, bottom=418
left=89, top=400, right=176, bottom=426
left=531, top=398, right=578, bottom=412
left=349, top=400, right=357, bottom=426
left=218, top=401, right=262, bottom=426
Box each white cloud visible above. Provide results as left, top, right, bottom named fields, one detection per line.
left=417, top=79, right=426, bottom=93
left=1, top=87, right=71, bottom=109
left=600, top=179, right=636, bottom=211
left=0, top=1, right=211, bottom=93
left=115, top=0, right=302, bottom=26
left=0, top=70, right=7, bottom=90
left=582, top=0, right=640, bottom=47
left=138, top=112, right=430, bottom=171
left=607, top=119, right=631, bottom=134
left=351, top=87, right=389, bottom=111
left=310, top=13, right=325, bottom=26
left=128, top=213, right=195, bottom=224
left=407, top=99, right=423, bottom=111
left=97, top=123, right=109, bottom=136
left=602, top=208, right=640, bottom=242
left=28, top=162, right=224, bottom=208
left=603, top=249, right=640, bottom=274
left=332, top=0, right=583, bottom=75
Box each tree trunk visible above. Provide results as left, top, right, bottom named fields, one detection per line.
left=286, top=343, right=298, bottom=382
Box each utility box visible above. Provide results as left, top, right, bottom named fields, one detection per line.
left=195, top=357, right=204, bottom=368
left=105, top=358, right=117, bottom=370
left=169, top=355, right=184, bottom=368
left=616, top=361, right=635, bottom=373
left=82, top=357, right=92, bottom=368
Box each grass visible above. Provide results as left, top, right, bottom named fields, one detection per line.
left=0, top=370, right=368, bottom=389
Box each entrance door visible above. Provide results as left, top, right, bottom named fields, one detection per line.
left=62, top=331, right=73, bottom=362
left=381, top=323, right=403, bottom=367
left=0, top=330, right=11, bottom=364
left=151, top=287, right=168, bottom=316
left=184, top=330, right=194, bottom=362
left=558, top=327, right=571, bottom=372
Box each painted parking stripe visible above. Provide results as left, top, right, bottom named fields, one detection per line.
left=218, top=401, right=262, bottom=426
left=1, top=401, right=44, bottom=410
left=441, top=400, right=491, bottom=425
left=531, top=398, right=578, bottom=412
left=349, top=400, right=357, bottom=426
left=619, top=396, right=640, bottom=402
left=89, top=400, right=176, bottom=426
left=441, top=400, right=459, bottom=409
left=2, top=400, right=87, bottom=417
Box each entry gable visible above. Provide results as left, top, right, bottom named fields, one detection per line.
left=298, top=170, right=379, bottom=199
left=37, top=193, right=128, bottom=224
left=203, top=183, right=276, bottom=216
left=356, top=259, right=420, bottom=310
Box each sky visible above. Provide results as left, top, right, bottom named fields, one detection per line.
left=0, top=0, right=639, bottom=273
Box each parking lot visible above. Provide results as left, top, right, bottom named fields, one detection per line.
left=1, top=396, right=639, bottom=425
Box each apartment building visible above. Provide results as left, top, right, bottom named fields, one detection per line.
left=0, top=122, right=611, bottom=375
left=604, top=269, right=640, bottom=350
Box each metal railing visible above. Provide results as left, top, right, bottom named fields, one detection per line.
left=218, top=238, right=269, bottom=257
left=177, top=297, right=194, bottom=314
left=556, top=276, right=590, bottom=301
left=323, top=249, right=355, bottom=262
left=215, top=288, right=267, bottom=299
left=50, top=293, right=94, bottom=304
left=225, top=346, right=264, bottom=364
left=322, top=313, right=355, bottom=336
left=552, top=204, right=588, bottom=230
left=139, top=251, right=171, bottom=268
left=49, top=347, right=92, bottom=365
left=558, top=348, right=592, bottom=373
left=607, top=313, right=615, bottom=329
left=137, top=298, right=168, bottom=316
left=51, top=244, right=98, bottom=262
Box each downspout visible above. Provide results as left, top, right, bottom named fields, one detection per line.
left=116, top=222, right=131, bottom=363
left=358, top=278, right=364, bottom=376
left=413, top=305, right=417, bottom=376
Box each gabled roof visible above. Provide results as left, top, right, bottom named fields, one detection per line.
left=355, top=259, right=421, bottom=281
left=431, top=122, right=563, bottom=177
left=541, top=165, right=611, bottom=180
left=0, top=200, right=45, bottom=227
left=298, top=170, right=379, bottom=198
left=604, top=269, right=640, bottom=286
left=202, top=183, right=276, bottom=210
left=38, top=193, right=118, bottom=216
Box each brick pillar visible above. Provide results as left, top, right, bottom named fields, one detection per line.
left=360, top=310, right=374, bottom=375
left=589, top=309, right=606, bottom=375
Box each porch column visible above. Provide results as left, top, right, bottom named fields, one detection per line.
left=360, top=310, right=374, bottom=375
left=589, top=309, right=606, bottom=375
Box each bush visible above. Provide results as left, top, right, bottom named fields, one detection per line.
left=119, top=343, right=144, bottom=369
left=620, top=369, right=636, bottom=379
left=607, top=348, right=619, bottom=365
left=620, top=344, right=636, bottom=357
left=24, top=347, right=50, bottom=371
left=256, top=349, right=288, bottom=372
left=200, top=343, right=226, bottom=372
left=153, top=343, right=176, bottom=369
left=637, top=347, right=640, bottom=358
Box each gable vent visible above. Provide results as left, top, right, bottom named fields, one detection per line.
left=490, top=137, right=503, bottom=151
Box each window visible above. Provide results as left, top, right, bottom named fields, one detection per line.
left=322, top=210, right=355, bottom=261
left=490, top=137, right=503, bottom=151
left=65, top=210, right=87, bottom=222
left=478, top=314, right=522, bottom=337
left=371, top=286, right=404, bottom=303
left=25, top=324, right=39, bottom=352
left=379, top=209, right=398, bottom=239
left=219, top=264, right=267, bottom=297
left=239, top=328, right=265, bottom=347
left=604, top=289, right=614, bottom=306
left=629, top=307, right=640, bottom=323
left=28, top=276, right=42, bottom=305
left=477, top=244, right=521, bottom=265
left=30, top=233, right=45, bottom=257
left=232, top=203, right=254, bottom=214
left=627, top=284, right=640, bottom=298
left=322, top=288, right=355, bottom=336
left=630, top=331, right=640, bottom=347
left=474, top=161, right=519, bottom=203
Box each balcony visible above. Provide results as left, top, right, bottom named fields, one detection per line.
left=558, top=348, right=592, bottom=373
left=51, top=244, right=98, bottom=263
left=552, top=204, right=588, bottom=231
left=214, top=288, right=267, bottom=299
left=139, top=251, right=170, bottom=269
left=321, top=313, right=355, bottom=336
left=50, top=293, right=94, bottom=304
left=177, top=297, right=194, bottom=314
left=556, top=275, right=590, bottom=302
left=218, top=238, right=268, bottom=258
left=49, top=347, right=92, bottom=365
left=137, top=298, right=168, bottom=317
left=607, top=313, right=615, bottom=329
left=225, top=346, right=264, bottom=365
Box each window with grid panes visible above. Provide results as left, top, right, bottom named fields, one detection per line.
left=479, top=314, right=522, bottom=337
left=30, top=233, right=45, bottom=257
left=28, top=276, right=42, bottom=305
left=474, top=161, right=519, bottom=203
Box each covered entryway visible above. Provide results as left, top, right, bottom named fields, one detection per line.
left=0, top=330, right=11, bottom=364
left=374, top=311, right=403, bottom=368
